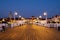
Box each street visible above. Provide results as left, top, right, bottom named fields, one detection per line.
left=0, top=24, right=60, bottom=40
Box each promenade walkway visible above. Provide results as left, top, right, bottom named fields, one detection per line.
left=0, top=24, right=60, bottom=40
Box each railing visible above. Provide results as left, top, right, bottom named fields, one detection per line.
left=33, top=22, right=60, bottom=30
left=0, top=21, right=26, bottom=31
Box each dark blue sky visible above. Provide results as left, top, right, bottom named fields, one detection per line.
left=0, top=0, right=60, bottom=18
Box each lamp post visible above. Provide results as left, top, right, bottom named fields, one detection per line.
left=44, top=12, right=47, bottom=23
left=19, top=15, right=21, bottom=18
left=14, top=12, right=18, bottom=21
left=19, top=15, right=21, bottom=20
left=39, top=16, right=42, bottom=18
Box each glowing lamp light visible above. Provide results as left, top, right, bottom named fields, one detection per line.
left=14, top=12, right=18, bottom=15
left=39, top=16, right=42, bottom=18
left=19, top=15, right=21, bottom=18
left=14, top=12, right=18, bottom=21
left=44, top=12, right=47, bottom=16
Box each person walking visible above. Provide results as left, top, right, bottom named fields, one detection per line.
left=2, top=23, right=5, bottom=32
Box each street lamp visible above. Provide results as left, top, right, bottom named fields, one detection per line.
left=44, top=12, right=47, bottom=16
left=19, top=15, right=21, bottom=20
left=44, top=12, right=47, bottom=23
left=19, top=15, right=21, bottom=18
left=39, top=16, right=42, bottom=18
left=14, top=12, right=18, bottom=21
left=15, top=12, right=18, bottom=15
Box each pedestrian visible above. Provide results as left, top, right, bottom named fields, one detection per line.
left=1, top=18, right=6, bottom=32
left=2, top=26, right=5, bottom=32
left=2, top=23, right=5, bottom=32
